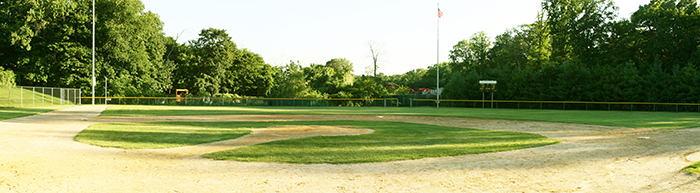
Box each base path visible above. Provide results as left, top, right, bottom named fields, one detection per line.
left=2, top=106, right=700, bottom=192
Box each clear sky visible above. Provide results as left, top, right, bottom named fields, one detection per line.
left=140, top=0, right=648, bottom=75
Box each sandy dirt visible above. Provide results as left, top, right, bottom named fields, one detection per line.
left=1, top=105, right=700, bottom=192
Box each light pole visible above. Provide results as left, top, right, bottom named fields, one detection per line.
left=91, top=0, right=95, bottom=105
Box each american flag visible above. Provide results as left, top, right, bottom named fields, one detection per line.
left=438, top=8, right=443, bottom=18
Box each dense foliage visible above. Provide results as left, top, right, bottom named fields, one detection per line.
left=1, top=0, right=699, bottom=104
left=390, top=0, right=700, bottom=104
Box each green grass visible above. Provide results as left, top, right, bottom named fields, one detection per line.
left=0, top=106, right=71, bottom=120
left=102, top=105, right=700, bottom=129
left=0, top=86, right=70, bottom=107
left=75, top=122, right=253, bottom=149
left=75, top=120, right=558, bottom=164
left=684, top=161, right=700, bottom=175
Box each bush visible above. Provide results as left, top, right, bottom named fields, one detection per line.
left=0, top=67, right=15, bottom=86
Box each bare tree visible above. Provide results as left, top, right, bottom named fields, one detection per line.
left=367, top=41, right=384, bottom=77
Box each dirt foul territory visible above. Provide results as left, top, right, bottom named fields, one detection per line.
left=1, top=106, right=700, bottom=192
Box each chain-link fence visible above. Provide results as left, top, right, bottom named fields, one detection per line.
left=1, top=85, right=81, bottom=107
left=82, top=96, right=400, bottom=107
left=413, top=99, right=700, bottom=113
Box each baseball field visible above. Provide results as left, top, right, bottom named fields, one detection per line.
left=2, top=105, right=700, bottom=192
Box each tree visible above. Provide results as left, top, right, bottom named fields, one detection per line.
left=520, top=12, right=552, bottom=70
left=448, top=31, right=491, bottom=74
left=0, top=67, right=15, bottom=85
left=97, top=0, right=174, bottom=96
left=303, top=63, right=334, bottom=93
left=324, top=58, right=354, bottom=87
left=270, top=61, right=313, bottom=98
left=228, top=48, right=275, bottom=96
left=631, top=0, right=700, bottom=71
left=347, top=76, right=387, bottom=99
left=173, top=28, right=272, bottom=96
left=1, top=0, right=92, bottom=89
left=542, top=0, right=617, bottom=64
left=0, top=0, right=173, bottom=97
left=490, top=29, right=527, bottom=70
left=367, top=41, right=383, bottom=77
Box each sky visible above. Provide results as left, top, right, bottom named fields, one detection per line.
left=140, top=0, right=648, bottom=76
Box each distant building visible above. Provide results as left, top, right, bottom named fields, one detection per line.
left=416, top=88, right=443, bottom=95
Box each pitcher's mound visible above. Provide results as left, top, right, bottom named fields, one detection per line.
left=254, top=125, right=374, bottom=137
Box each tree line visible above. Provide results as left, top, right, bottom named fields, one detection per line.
left=390, top=0, right=700, bottom=104
left=2, top=0, right=699, bottom=104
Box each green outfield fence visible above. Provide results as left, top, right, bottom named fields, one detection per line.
left=82, top=96, right=401, bottom=107
left=412, top=99, right=700, bottom=112
left=80, top=95, right=700, bottom=112
left=1, top=85, right=81, bottom=107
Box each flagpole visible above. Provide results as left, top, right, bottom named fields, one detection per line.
left=436, top=3, right=440, bottom=108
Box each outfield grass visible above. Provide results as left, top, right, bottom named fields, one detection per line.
left=75, top=120, right=559, bottom=164
left=0, top=106, right=71, bottom=120
left=0, top=86, right=68, bottom=107
left=684, top=161, right=700, bottom=175
left=103, top=105, right=700, bottom=129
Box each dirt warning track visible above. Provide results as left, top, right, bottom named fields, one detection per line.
left=1, top=105, right=699, bottom=192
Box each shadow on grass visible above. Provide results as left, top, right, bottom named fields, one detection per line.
left=0, top=106, right=67, bottom=120
left=101, top=106, right=700, bottom=129
left=202, top=121, right=559, bottom=164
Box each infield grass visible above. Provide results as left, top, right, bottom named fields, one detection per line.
left=684, top=161, right=700, bottom=175
left=75, top=120, right=559, bottom=164
left=75, top=122, right=252, bottom=149
left=0, top=106, right=71, bottom=120
left=103, top=105, right=700, bottom=129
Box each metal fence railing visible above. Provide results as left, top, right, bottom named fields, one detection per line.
left=412, top=99, right=700, bottom=113
left=82, top=97, right=401, bottom=107
left=1, top=85, right=81, bottom=107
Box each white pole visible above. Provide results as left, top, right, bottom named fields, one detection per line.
left=92, top=0, right=96, bottom=105
left=436, top=3, right=440, bottom=108
left=105, top=77, right=107, bottom=105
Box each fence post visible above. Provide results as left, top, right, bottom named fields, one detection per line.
left=384, top=98, right=386, bottom=107
left=397, top=98, right=399, bottom=107
left=410, top=98, right=413, bottom=107
left=42, top=87, right=45, bottom=106
left=20, top=86, right=23, bottom=107
left=32, top=87, right=35, bottom=106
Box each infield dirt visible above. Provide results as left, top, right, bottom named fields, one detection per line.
left=1, top=105, right=699, bottom=192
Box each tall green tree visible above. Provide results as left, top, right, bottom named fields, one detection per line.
left=228, top=48, right=274, bottom=96
left=631, top=0, right=700, bottom=71
left=490, top=29, right=528, bottom=70
left=97, top=0, right=174, bottom=96
left=542, top=0, right=617, bottom=64
left=270, top=61, right=314, bottom=98
left=1, top=0, right=92, bottom=89
left=448, top=31, right=491, bottom=74
left=0, top=0, right=173, bottom=97
left=173, top=28, right=273, bottom=96
left=324, top=58, right=354, bottom=87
